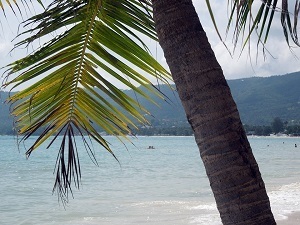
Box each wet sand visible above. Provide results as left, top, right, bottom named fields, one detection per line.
left=278, top=211, right=300, bottom=225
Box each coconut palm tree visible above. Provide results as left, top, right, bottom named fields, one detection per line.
left=1, top=0, right=299, bottom=224
left=152, top=1, right=278, bottom=224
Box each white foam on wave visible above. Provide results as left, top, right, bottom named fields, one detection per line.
left=131, top=200, right=189, bottom=207
left=186, top=203, right=217, bottom=211
left=128, top=183, right=300, bottom=224
left=269, top=182, right=300, bottom=221
left=83, top=217, right=94, bottom=221
left=189, top=214, right=222, bottom=225
left=186, top=202, right=221, bottom=224
left=187, top=183, right=300, bottom=224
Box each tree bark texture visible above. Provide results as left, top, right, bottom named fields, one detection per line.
left=152, top=0, right=276, bottom=224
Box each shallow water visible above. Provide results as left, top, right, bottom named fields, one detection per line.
left=0, top=136, right=299, bottom=224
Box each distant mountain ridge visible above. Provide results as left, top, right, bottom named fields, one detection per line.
left=1, top=71, right=300, bottom=134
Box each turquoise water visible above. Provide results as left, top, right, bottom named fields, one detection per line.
left=0, top=136, right=300, bottom=225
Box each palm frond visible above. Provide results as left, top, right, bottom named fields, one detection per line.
left=3, top=0, right=171, bottom=202
left=241, top=0, right=299, bottom=47
left=206, top=0, right=300, bottom=52
left=280, top=0, right=300, bottom=46
left=0, top=0, right=44, bottom=16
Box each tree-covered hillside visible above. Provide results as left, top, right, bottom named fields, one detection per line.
left=124, top=71, right=300, bottom=126
left=0, top=92, right=15, bottom=135
left=229, top=71, right=300, bottom=125
left=1, top=71, right=300, bottom=134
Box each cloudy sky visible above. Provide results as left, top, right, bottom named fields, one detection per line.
left=0, top=0, right=300, bottom=91
left=194, top=0, right=300, bottom=79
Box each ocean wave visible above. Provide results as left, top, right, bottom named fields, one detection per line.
left=189, top=214, right=221, bottom=225
left=130, top=200, right=189, bottom=207
left=269, top=182, right=300, bottom=221
left=186, top=203, right=217, bottom=211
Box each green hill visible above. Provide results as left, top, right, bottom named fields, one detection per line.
left=228, top=71, right=300, bottom=125
left=122, top=71, right=300, bottom=126
left=1, top=71, right=300, bottom=134
left=0, top=92, right=15, bottom=135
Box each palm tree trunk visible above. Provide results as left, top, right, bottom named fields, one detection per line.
left=152, top=0, right=276, bottom=224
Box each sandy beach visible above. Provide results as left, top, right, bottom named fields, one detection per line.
left=279, top=211, right=300, bottom=225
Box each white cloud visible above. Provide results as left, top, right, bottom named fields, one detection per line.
left=0, top=41, right=12, bottom=54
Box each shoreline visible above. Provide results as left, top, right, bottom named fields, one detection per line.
left=279, top=211, right=300, bottom=225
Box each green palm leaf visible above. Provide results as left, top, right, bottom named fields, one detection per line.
left=207, top=0, right=300, bottom=51
left=3, top=0, right=171, bottom=202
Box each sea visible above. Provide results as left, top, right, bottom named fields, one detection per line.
left=0, top=135, right=300, bottom=225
